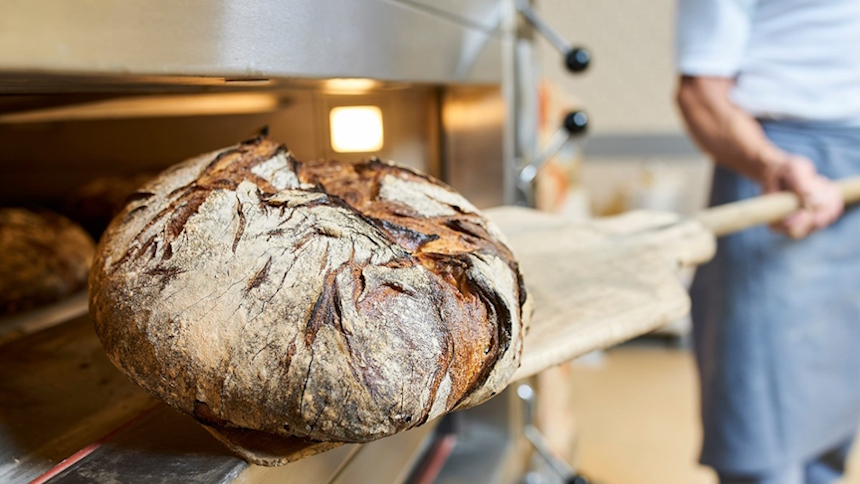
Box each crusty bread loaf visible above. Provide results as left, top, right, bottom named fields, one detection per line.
left=89, top=136, right=527, bottom=464
left=62, top=173, right=154, bottom=239
left=0, top=208, right=95, bottom=314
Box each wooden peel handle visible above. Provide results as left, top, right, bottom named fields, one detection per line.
left=695, top=175, right=860, bottom=237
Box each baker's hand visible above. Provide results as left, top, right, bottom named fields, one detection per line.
left=762, top=155, right=844, bottom=239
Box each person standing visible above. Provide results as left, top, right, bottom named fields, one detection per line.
left=675, top=0, right=860, bottom=482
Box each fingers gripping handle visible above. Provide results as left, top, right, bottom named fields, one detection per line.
left=695, top=176, right=860, bottom=237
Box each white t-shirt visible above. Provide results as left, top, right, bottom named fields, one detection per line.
left=676, top=0, right=860, bottom=125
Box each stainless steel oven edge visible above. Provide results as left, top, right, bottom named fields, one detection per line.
left=0, top=0, right=501, bottom=86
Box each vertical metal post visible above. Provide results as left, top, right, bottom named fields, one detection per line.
left=515, top=18, right=540, bottom=206
left=503, top=0, right=543, bottom=206
left=501, top=0, right=520, bottom=206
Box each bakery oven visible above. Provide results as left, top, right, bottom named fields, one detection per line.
left=0, top=1, right=586, bottom=482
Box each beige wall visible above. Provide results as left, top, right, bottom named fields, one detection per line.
left=536, top=0, right=683, bottom=134
left=530, top=0, right=713, bottom=217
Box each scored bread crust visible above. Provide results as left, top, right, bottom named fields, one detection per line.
left=89, top=136, right=527, bottom=463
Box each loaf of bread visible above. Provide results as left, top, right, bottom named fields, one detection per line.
left=63, top=173, right=154, bottom=239
left=0, top=208, right=95, bottom=314
left=89, top=136, right=528, bottom=464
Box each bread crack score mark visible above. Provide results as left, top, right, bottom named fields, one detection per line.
left=114, top=138, right=283, bottom=269
left=89, top=135, right=528, bottom=466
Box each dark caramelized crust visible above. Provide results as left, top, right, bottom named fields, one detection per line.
left=296, top=158, right=527, bottom=303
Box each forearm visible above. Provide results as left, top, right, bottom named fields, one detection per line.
left=676, top=75, right=843, bottom=238
left=676, top=76, right=787, bottom=183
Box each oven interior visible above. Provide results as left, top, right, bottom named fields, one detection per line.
left=0, top=0, right=569, bottom=481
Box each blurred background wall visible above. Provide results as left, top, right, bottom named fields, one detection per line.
left=533, top=0, right=711, bottom=219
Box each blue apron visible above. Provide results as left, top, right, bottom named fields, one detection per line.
left=691, top=121, right=860, bottom=474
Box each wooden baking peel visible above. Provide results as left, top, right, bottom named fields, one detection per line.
left=491, top=175, right=860, bottom=380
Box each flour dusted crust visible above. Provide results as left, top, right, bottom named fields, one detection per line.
left=0, top=208, right=95, bottom=314
left=89, top=136, right=527, bottom=464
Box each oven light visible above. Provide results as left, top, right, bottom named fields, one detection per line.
left=329, top=106, right=384, bottom=153
left=324, top=78, right=379, bottom=94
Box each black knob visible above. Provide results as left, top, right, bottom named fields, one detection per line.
left=567, top=475, right=590, bottom=484
left=563, top=111, right=589, bottom=135
left=565, top=47, right=591, bottom=72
